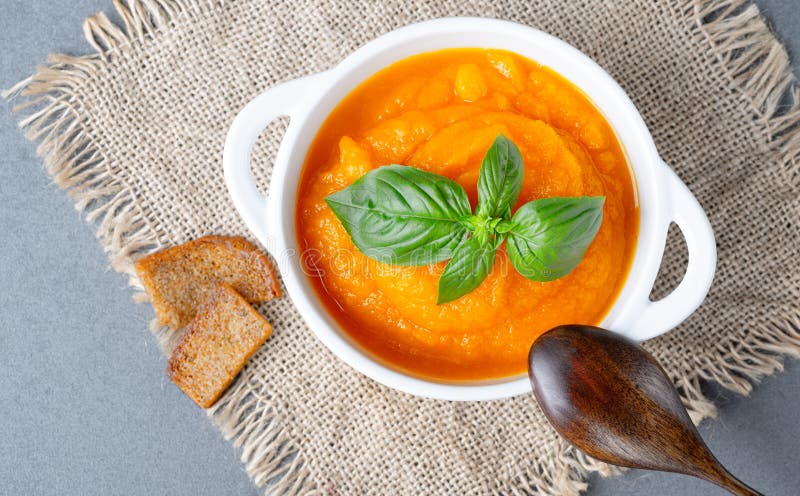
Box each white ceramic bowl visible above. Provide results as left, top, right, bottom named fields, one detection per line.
left=223, top=18, right=716, bottom=401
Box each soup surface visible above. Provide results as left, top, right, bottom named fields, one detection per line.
left=296, top=49, right=638, bottom=381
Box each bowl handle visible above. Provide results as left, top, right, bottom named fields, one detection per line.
left=222, top=74, right=323, bottom=255
left=631, top=163, right=717, bottom=340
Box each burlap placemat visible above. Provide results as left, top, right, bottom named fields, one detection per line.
left=6, top=0, right=800, bottom=494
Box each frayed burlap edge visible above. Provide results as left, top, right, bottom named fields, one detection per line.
left=4, top=0, right=799, bottom=494
left=667, top=0, right=800, bottom=411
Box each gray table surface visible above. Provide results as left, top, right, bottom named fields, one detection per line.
left=1, top=1, right=798, bottom=495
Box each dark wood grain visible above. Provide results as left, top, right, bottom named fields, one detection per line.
left=528, top=325, right=763, bottom=496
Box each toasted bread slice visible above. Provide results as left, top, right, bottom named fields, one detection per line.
left=135, top=236, right=280, bottom=329
left=168, top=284, right=272, bottom=408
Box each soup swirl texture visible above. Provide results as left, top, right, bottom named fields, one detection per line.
left=297, top=49, right=638, bottom=380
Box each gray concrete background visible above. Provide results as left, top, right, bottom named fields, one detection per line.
left=0, top=1, right=797, bottom=495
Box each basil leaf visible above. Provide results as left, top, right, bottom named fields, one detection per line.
left=506, top=196, right=605, bottom=281
left=437, top=235, right=497, bottom=304
left=325, top=165, right=472, bottom=266
left=475, top=134, right=523, bottom=219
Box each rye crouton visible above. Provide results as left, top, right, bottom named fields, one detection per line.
left=168, top=284, right=272, bottom=408
left=134, top=236, right=280, bottom=329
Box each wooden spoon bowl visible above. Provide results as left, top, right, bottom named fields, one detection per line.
left=528, top=325, right=763, bottom=496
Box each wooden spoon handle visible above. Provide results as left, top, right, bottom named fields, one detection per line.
left=718, top=478, right=763, bottom=496
left=703, top=467, right=763, bottom=496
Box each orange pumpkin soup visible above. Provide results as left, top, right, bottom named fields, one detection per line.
left=296, top=49, right=638, bottom=381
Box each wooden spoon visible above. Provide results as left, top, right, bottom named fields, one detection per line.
left=528, top=324, right=763, bottom=496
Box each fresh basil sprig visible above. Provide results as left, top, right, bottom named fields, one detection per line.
left=437, top=234, right=498, bottom=305
left=476, top=133, right=523, bottom=219
left=325, top=134, right=605, bottom=304
left=325, top=165, right=471, bottom=266
left=505, top=196, right=605, bottom=281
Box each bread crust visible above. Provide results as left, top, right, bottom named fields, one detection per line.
left=134, top=236, right=280, bottom=329
left=167, top=284, right=273, bottom=408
